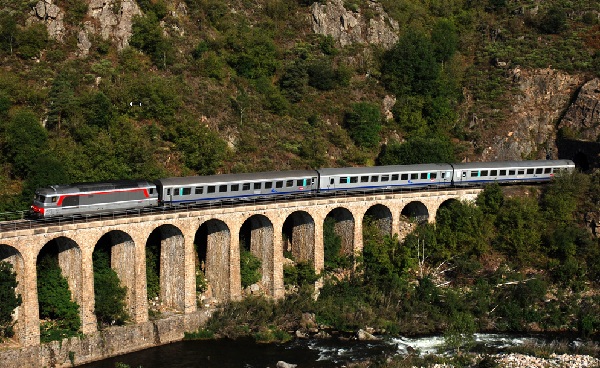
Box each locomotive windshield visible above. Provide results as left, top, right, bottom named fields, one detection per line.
left=36, top=195, right=46, bottom=202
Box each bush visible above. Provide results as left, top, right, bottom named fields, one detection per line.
left=93, top=248, right=129, bottom=328
left=240, top=249, right=261, bottom=288
left=344, top=102, right=381, bottom=148
left=0, top=261, right=21, bottom=340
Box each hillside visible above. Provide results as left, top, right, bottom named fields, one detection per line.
left=0, top=0, right=599, bottom=211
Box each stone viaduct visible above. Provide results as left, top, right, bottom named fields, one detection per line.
left=0, top=188, right=481, bottom=347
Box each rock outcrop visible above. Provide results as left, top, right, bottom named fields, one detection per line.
left=29, top=0, right=65, bottom=41
left=85, top=0, right=142, bottom=52
left=310, top=0, right=399, bottom=49
left=558, top=78, right=600, bottom=142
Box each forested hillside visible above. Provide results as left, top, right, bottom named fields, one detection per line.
left=0, top=0, right=599, bottom=211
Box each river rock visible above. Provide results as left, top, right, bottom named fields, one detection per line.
left=356, top=328, right=379, bottom=341
left=276, top=361, right=297, bottom=368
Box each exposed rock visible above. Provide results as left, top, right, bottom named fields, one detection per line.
left=356, top=328, right=379, bottom=341
left=310, top=0, right=398, bottom=49
left=558, top=78, right=600, bottom=142
left=480, top=68, right=585, bottom=161
left=295, top=330, right=308, bottom=339
left=383, top=95, right=396, bottom=121
left=300, top=312, right=317, bottom=330
left=87, top=0, right=142, bottom=50
left=276, top=361, right=297, bottom=368
left=30, top=0, right=65, bottom=41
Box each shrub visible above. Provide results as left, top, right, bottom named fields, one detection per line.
left=344, top=102, right=381, bottom=148
left=240, top=249, right=261, bottom=288
left=0, top=261, right=21, bottom=340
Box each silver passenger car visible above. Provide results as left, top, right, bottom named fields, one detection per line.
left=30, top=180, right=158, bottom=218
left=317, top=164, right=455, bottom=193
left=451, top=160, right=575, bottom=186
left=156, top=170, right=319, bottom=205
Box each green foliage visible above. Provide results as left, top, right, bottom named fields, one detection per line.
left=494, top=198, right=542, bottom=266
left=175, top=120, right=228, bottom=175
left=130, top=13, right=174, bottom=69
left=280, top=60, right=308, bottom=103
left=240, top=248, right=261, bottom=288
left=58, top=0, right=88, bottom=24
left=225, top=25, right=280, bottom=79
left=93, top=248, right=129, bottom=328
left=146, top=242, right=160, bottom=300
left=15, top=22, right=48, bottom=59
left=444, top=311, right=476, bottom=353
left=4, top=109, right=49, bottom=178
left=381, top=29, right=440, bottom=96
left=435, top=201, right=491, bottom=260
left=476, top=183, right=504, bottom=215
left=537, top=5, right=568, bottom=34
left=37, top=255, right=81, bottom=342
left=431, top=18, right=458, bottom=64
left=185, top=328, right=215, bottom=339
left=0, top=261, right=21, bottom=340
left=307, top=58, right=350, bottom=91
left=323, top=217, right=351, bottom=270
left=377, top=136, right=456, bottom=165
left=344, top=102, right=381, bottom=148
left=0, top=11, right=17, bottom=55
left=541, top=171, right=588, bottom=226
left=283, top=261, right=318, bottom=287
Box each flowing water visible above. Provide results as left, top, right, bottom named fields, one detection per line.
left=78, top=333, right=577, bottom=368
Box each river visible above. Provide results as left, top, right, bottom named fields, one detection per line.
left=78, top=333, right=580, bottom=368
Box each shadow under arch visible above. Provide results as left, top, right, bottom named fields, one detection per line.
left=364, top=204, right=393, bottom=237
left=401, top=201, right=429, bottom=224
left=0, top=244, right=25, bottom=343
left=282, top=210, right=315, bottom=265
left=195, top=219, right=231, bottom=302
left=146, top=224, right=185, bottom=312
left=324, top=207, right=355, bottom=259
left=240, top=215, right=274, bottom=295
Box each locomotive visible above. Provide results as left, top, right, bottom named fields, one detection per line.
left=30, top=160, right=575, bottom=218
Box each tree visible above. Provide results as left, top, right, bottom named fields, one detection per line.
left=435, top=201, right=491, bottom=259
left=130, top=13, right=174, bottom=69
left=240, top=248, right=261, bottom=288
left=93, top=248, right=129, bottom=328
left=476, top=183, right=504, bottom=215
left=377, top=136, right=455, bottom=165
left=4, top=109, right=49, bottom=178
left=15, top=22, right=48, bottom=59
left=37, top=255, right=81, bottom=342
left=0, top=261, right=21, bottom=340
left=431, top=18, right=458, bottom=66
left=175, top=121, right=228, bottom=175
left=494, top=198, right=542, bottom=266
left=0, top=11, right=17, bottom=54
left=444, top=311, right=476, bottom=354
left=344, top=102, right=381, bottom=148
left=323, top=217, right=351, bottom=270
left=381, top=29, right=440, bottom=96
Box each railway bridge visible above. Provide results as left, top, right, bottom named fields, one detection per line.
left=0, top=188, right=481, bottom=346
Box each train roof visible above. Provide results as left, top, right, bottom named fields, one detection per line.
left=451, top=160, right=574, bottom=170
left=35, top=180, right=153, bottom=196
left=317, top=163, right=453, bottom=176
left=156, top=170, right=318, bottom=187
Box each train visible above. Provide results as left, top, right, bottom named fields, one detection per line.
left=29, top=160, right=575, bottom=218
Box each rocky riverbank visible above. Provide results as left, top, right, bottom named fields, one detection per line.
left=418, top=353, right=600, bottom=367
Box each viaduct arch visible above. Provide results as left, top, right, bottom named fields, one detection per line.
left=0, top=188, right=481, bottom=346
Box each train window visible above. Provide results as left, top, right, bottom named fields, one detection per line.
left=509, top=170, right=515, bottom=175
left=491, top=170, right=497, bottom=176
left=231, top=184, right=239, bottom=192
left=350, top=176, right=358, bottom=183
left=182, top=188, right=192, bottom=195
left=381, top=175, right=389, bottom=182
left=527, top=169, right=534, bottom=175
left=51, top=196, right=57, bottom=203
left=173, top=188, right=180, bottom=196
left=535, top=168, right=543, bottom=174
left=219, top=185, right=227, bottom=192
left=195, top=187, right=203, bottom=194
left=340, top=177, right=349, bottom=184
left=518, top=170, right=525, bottom=175
left=297, top=180, right=303, bottom=186
left=441, top=172, right=446, bottom=179
left=481, top=170, right=488, bottom=176
left=471, top=171, right=479, bottom=177
left=208, top=186, right=216, bottom=193
left=361, top=176, right=369, bottom=183
left=392, top=174, right=399, bottom=181
left=401, top=174, right=408, bottom=180
left=254, top=183, right=262, bottom=190
left=544, top=168, right=552, bottom=174
left=431, top=173, right=437, bottom=179
left=500, top=170, right=506, bottom=176
left=371, top=176, right=379, bottom=182
left=149, top=188, right=154, bottom=194
left=330, top=178, right=334, bottom=185
left=167, top=189, right=171, bottom=195
left=411, top=173, right=418, bottom=180
left=286, top=180, right=294, bottom=187
left=276, top=181, right=283, bottom=188
left=420, top=173, right=427, bottom=179
left=265, top=182, right=273, bottom=189
left=243, top=183, right=250, bottom=191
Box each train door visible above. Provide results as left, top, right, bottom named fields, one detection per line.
left=327, top=176, right=335, bottom=191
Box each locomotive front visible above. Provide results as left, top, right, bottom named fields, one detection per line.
left=30, top=187, right=59, bottom=218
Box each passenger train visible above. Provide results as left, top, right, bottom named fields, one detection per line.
left=30, top=160, right=575, bottom=218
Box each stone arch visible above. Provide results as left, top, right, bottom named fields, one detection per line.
left=146, top=224, right=185, bottom=312
left=401, top=201, right=429, bottom=224
left=324, top=207, right=355, bottom=258
left=0, top=244, right=25, bottom=343
left=364, top=204, right=393, bottom=236
left=195, top=219, right=230, bottom=302
left=37, top=237, right=82, bottom=330
left=436, top=198, right=459, bottom=219
left=93, top=230, right=137, bottom=321
left=239, top=215, right=274, bottom=293
left=282, top=211, right=315, bottom=265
